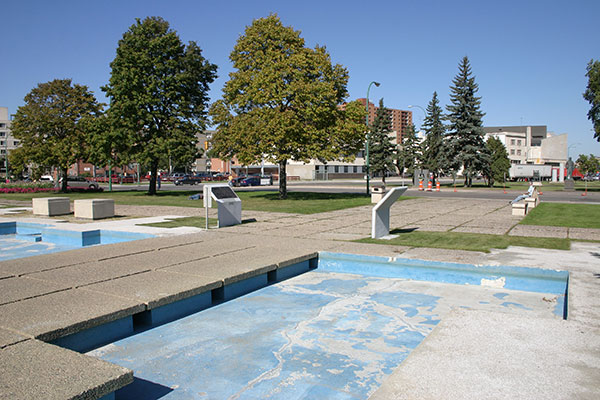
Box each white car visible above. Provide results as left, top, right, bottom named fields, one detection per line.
left=40, top=175, right=54, bottom=182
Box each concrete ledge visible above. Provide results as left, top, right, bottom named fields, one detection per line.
left=32, top=197, right=70, bottom=216
left=0, top=339, right=132, bottom=400
left=74, top=199, right=115, bottom=220
left=0, top=289, right=145, bottom=342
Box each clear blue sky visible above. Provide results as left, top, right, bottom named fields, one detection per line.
left=2, top=0, right=599, bottom=157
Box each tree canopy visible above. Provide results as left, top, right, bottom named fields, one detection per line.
left=11, top=79, right=102, bottom=191
left=485, top=136, right=510, bottom=186
left=397, top=124, right=421, bottom=177
left=420, top=92, right=446, bottom=179
left=369, top=99, right=396, bottom=183
left=446, top=56, right=488, bottom=187
left=583, top=59, right=600, bottom=142
left=210, top=14, right=365, bottom=198
left=102, top=16, right=217, bottom=194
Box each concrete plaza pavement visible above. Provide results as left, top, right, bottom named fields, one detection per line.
left=0, top=197, right=599, bottom=399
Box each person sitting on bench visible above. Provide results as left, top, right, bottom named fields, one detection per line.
left=511, top=183, right=535, bottom=204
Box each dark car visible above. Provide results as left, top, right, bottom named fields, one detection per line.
left=174, top=175, right=200, bottom=185
left=240, top=176, right=261, bottom=186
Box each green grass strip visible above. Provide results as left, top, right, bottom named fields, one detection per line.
left=521, top=202, right=600, bottom=229
left=0, top=189, right=382, bottom=215
left=356, top=230, right=571, bottom=253
left=138, top=216, right=218, bottom=228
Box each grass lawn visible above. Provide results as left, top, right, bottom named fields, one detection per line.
left=0, top=190, right=381, bottom=215
left=356, top=229, right=571, bottom=253
left=138, top=216, right=218, bottom=228
left=521, top=202, right=600, bottom=229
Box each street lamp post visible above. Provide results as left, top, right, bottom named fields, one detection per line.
left=365, top=81, right=380, bottom=195
left=408, top=105, right=426, bottom=130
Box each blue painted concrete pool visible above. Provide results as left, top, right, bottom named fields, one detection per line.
left=90, top=253, right=568, bottom=399
left=0, top=221, right=154, bottom=261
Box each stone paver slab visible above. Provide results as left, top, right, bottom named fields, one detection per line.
left=569, top=228, right=600, bottom=241
left=0, top=277, right=71, bottom=306
left=0, top=339, right=132, bottom=400
left=0, top=288, right=144, bottom=341
left=509, top=225, right=568, bottom=238
left=85, top=270, right=222, bottom=309
left=0, top=328, right=29, bottom=348
left=26, top=261, right=152, bottom=288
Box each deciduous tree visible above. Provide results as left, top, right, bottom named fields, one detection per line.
left=11, top=79, right=102, bottom=192
left=210, top=15, right=365, bottom=199
left=446, top=56, right=488, bottom=187
left=583, top=59, right=600, bottom=142
left=102, top=16, right=217, bottom=195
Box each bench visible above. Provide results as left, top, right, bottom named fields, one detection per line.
left=511, top=202, right=528, bottom=216
left=32, top=197, right=70, bottom=216
left=74, top=199, right=115, bottom=220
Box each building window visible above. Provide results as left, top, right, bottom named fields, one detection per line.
left=343, top=166, right=348, bottom=173
left=0, top=124, right=5, bottom=128
left=334, top=166, right=339, bottom=173
left=0, top=132, right=5, bottom=137
left=353, top=166, right=357, bottom=173
left=510, top=149, right=515, bottom=155
left=517, top=149, right=521, bottom=156
left=517, top=140, right=522, bottom=146
left=13, top=140, right=19, bottom=146
left=510, top=139, right=515, bottom=145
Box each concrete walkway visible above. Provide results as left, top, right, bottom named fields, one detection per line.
left=0, top=198, right=599, bottom=399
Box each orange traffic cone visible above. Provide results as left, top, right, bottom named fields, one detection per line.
left=436, top=181, right=441, bottom=192
left=418, top=179, right=424, bottom=191
left=427, top=180, right=432, bottom=191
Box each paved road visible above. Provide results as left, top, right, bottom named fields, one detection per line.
left=102, top=180, right=599, bottom=204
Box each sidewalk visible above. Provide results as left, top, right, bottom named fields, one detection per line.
left=1, top=198, right=599, bottom=399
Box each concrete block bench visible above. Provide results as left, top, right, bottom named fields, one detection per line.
left=525, top=196, right=538, bottom=209
left=74, top=199, right=115, bottom=220
left=32, top=197, right=70, bottom=216
left=511, top=202, right=528, bottom=216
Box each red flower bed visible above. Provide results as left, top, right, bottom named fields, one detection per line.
left=0, top=187, right=59, bottom=194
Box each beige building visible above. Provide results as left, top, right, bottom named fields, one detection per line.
left=484, top=125, right=568, bottom=182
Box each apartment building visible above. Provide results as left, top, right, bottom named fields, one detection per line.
left=0, top=107, right=19, bottom=178
left=352, top=98, right=413, bottom=145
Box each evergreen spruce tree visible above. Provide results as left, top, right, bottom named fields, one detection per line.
left=397, top=124, right=421, bottom=177
left=369, top=99, right=396, bottom=184
left=421, top=91, right=445, bottom=183
left=446, top=56, right=489, bottom=187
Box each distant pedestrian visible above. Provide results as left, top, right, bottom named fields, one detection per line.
left=157, top=173, right=161, bottom=190
left=510, top=183, right=534, bottom=204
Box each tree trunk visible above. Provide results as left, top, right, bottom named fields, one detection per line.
left=278, top=160, right=287, bottom=199
left=148, top=161, right=158, bottom=195
left=60, top=167, right=68, bottom=192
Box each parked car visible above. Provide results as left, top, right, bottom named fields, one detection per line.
left=40, top=175, right=54, bottom=182
left=174, top=175, right=200, bottom=185
left=240, top=176, right=261, bottom=187
left=230, top=176, right=246, bottom=187
left=61, top=176, right=100, bottom=190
